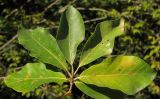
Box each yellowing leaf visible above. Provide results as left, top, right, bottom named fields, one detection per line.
left=5, top=63, right=67, bottom=93
left=78, top=56, right=156, bottom=95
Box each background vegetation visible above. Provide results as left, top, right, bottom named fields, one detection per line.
left=0, top=0, right=159, bottom=99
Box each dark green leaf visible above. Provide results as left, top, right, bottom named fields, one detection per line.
left=57, top=6, right=85, bottom=64
left=75, top=81, right=124, bottom=99
left=18, top=27, right=68, bottom=71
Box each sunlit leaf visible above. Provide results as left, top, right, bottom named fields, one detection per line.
left=78, top=56, right=156, bottom=95
left=5, top=63, right=67, bottom=93
left=79, top=19, right=124, bottom=67
left=18, top=27, right=68, bottom=70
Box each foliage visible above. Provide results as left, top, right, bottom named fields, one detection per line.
left=5, top=63, right=67, bottom=92
left=0, top=0, right=160, bottom=99
left=3, top=6, right=156, bottom=99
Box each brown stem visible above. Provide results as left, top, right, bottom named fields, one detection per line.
left=84, top=16, right=107, bottom=23
left=43, top=0, right=61, bottom=13
left=0, top=77, right=5, bottom=80
left=0, top=34, right=18, bottom=51
left=63, top=65, right=74, bottom=97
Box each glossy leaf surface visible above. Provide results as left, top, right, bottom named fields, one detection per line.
left=5, top=63, right=67, bottom=93
left=57, top=6, right=85, bottom=64
left=79, top=19, right=124, bottom=67
left=78, top=56, right=156, bottom=95
left=18, top=27, right=68, bottom=70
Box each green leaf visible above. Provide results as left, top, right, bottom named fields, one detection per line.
left=18, top=27, right=68, bottom=71
left=57, top=6, right=85, bottom=64
left=5, top=63, right=67, bottom=93
left=79, top=19, right=124, bottom=67
left=78, top=56, right=156, bottom=95
left=75, top=81, right=124, bottom=99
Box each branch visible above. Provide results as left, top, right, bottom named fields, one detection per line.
left=43, top=0, right=61, bottom=13
left=0, top=76, right=5, bottom=80
left=76, top=7, right=107, bottom=12
left=84, top=16, right=107, bottom=23
left=5, top=9, right=18, bottom=19
left=57, top=0, right=76, bottom=13
left=63, top=65, right=74, bottom=97
left=0, top=44, right=15, bottom=54
left=12, top=66, right=23, bottom=71
left=0, top=34, right=18, bottom=51
left=76, top=7, right=108, bottom=23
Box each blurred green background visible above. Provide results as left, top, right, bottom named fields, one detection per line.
left=0, top=0, right=160, bottom=99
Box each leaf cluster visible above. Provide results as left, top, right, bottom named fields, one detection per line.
left=4, top=6, right=156, bottom=99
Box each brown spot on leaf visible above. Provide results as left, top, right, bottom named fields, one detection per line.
left=25, top=71, right=30, bottom=80
left=128, top=72, right=135, bottom=76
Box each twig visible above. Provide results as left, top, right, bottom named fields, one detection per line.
left=76, top=7, right=108, bottom=23
left=41, top=93, right=45, bottom=99
left=12, top=66, right=23, bottom=70
left=5, top=9, right=18, bottom=19
left=0, top=34, right=18, bottom=51
left=63, top=65, right=74, bottom=97
left=77, top=7, right=107, bottom=13
left=0, top=44, right=15, bottom=54
left=0, top=76, right=5, bottom=80
left=57, top=0, right=76, bottom=13
left=84, top=16, right=107, bottom=23
left=43, top=0, right=61, bottom=13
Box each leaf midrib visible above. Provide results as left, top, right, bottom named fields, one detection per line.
left=30, top=33, right=67, bottom=70
left=6, top=77, right=66, bottom=85
left=78, top=73, right=149, bottom=79
left=67, top=13, right=72, bottom=64
left=79, top=32, right=114, bottom=67
left=79, top=24, right=121, bottom=66
left=8, top=77, right=66, bottom=80
left=68, top=22, right=72, bottom=64
left=79, top=41, right=107, bottom=66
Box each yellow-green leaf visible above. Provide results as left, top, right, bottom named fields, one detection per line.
left=79, top=19, right=124, bottom=67
left=5, top=63, right=67, bottom=93
left=78, top=56, right=156, bottom=95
